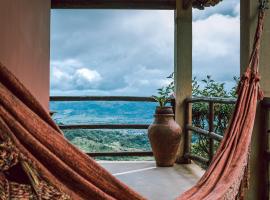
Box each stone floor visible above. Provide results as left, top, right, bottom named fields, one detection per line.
left=99, top=161, right=204, bottom=200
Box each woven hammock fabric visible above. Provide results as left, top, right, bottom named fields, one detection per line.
left=177, top=9, right=266, bottom=200
left=0, top=66, right=146, bottom=199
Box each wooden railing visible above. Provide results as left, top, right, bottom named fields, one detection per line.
left=50, top=96, right=175, bottom=157
left=51, top=95, right=240, bottom=162
left=184, top=96, right=237, bottom=165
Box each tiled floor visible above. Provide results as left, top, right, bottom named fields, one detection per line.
left=99, top=161, right=204, bottom=200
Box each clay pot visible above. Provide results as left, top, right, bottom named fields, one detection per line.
left=148, top=106, right=182, bottom=167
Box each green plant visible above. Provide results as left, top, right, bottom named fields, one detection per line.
left=191, top=75, right=239, bottom=167
left=152, top=73, right=174, bottom=107
left=154, top=74, right=239, bottom=167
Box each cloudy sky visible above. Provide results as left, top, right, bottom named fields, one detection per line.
left=50, top=0, right=240, bottom=96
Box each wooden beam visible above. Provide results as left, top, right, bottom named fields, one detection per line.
left=186, top=125, right=223, bottom=142
left=59, top=124, right=150, bottom=130
left=182, top=0, right=192, bottom=9
left=186, top=96, right=236, bottom=104
left=51, top=0, right=176, bottom=10
left=50, top=96, right=157, bottom=102
left=183, top=100, right=192, bottom=163
left=185, top=153, right=209, bottom=164
left=208, top=102, right=215, bottom=161
left=87, top=151, right=153, bottom=157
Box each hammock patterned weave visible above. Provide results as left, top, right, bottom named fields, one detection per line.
left=0, top=67, right=146, bottom=199
left=0, top=4, right=266, bottom=200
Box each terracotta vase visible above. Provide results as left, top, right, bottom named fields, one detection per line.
left=148, top=106, right=182, bottom=167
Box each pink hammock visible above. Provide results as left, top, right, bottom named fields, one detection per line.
left=178, top=6, right=266, bottom=200
left=0, top=3, right=266, bottom=200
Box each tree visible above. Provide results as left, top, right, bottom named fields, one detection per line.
left=191, top=75, right=239, bottom=167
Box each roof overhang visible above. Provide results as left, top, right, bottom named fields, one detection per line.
left=51, top=0, right=222, bottom=10
left=51, top=0, right=176, bottom=9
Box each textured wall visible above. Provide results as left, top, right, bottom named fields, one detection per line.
left=0, top=0, right=51, bottom=110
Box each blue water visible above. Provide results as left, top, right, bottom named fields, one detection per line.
left=50, top=101, right=157, bottom=125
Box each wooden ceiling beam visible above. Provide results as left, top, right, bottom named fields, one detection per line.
left=51, top=0, right=176, bottom=10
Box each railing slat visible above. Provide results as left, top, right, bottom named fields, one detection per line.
left=186, top=96, right=236, bottom=104
left=50, top=96, right=158, bottom=102
left=185, top=153, right=209, bottom=164
left=59, top=124, right=150, bottom=130
left=209, top=102, right=215, bottom=161
left=87, top=151, right=153, bottom=157
left=184, top=100, right=192, bottom=163
left=186, top=125, right=223, bottom=142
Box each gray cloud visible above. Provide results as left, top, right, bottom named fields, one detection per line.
left=51, top=10, right=174, bottom=95
left=193, top=8, right=240, bottom=88
left=50, top=1, right=240, bottom=96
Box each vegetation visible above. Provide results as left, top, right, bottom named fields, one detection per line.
left=64, top=129, right=153, bottom=161
left=152, top=73, right=174, bottom=107
left=151, top=74, right=239, bottom=166
left=191, top=75, right=239, bottom=166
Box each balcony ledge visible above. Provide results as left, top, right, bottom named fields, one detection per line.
left=99, top=161, right=204, bottom=200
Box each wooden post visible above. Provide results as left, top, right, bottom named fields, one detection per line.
left=262, top=98, right=270, bottom=200
left=170, top=98, right=176, bottom=118
left=241, top=1, right=270, bottom=199
left=267, top=107, right=270, bottom=200
left=184, top=101, right=192, bottom=163
left=208, top=102, right=214, bottom=162
left=174, top=0, right=192, bottom=163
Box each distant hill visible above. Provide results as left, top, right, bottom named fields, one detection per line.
left=50, top=101, right=156, bottom=125
left=50, top=101, right=157, bottom=160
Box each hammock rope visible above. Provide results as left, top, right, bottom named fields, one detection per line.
left=249, top=3, right=266, bottom=73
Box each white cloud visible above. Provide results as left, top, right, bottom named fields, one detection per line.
left=233, top=3, right=240, bottom=16
left=193, top=14, right=239, bottom=58
left=75, top=68, right=102, bottom=83
left=50, top=59, right=102, bottom=92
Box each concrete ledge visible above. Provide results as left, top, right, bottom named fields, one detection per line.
left=99, top=161, right=204, bottom=200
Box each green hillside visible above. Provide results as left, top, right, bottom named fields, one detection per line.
left=63, top=129, right=153, bottom=161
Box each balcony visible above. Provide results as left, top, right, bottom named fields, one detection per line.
left=49, top=95, right=239, bottom=199
left=50, top=95, right=236, bottom=161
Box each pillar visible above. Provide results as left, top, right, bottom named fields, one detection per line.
left=174, top=0, right=192, bottom=163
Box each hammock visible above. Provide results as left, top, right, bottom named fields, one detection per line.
left=177, top=7, right=266, bottom=200
left=0, top=2, right=266, bottom=200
